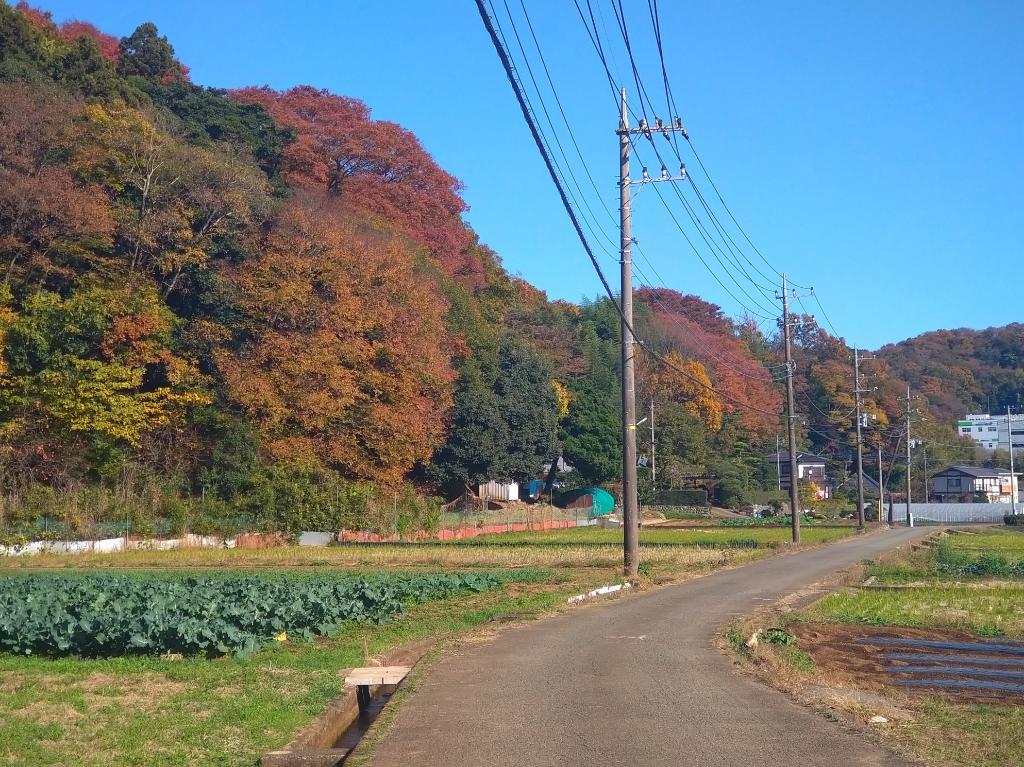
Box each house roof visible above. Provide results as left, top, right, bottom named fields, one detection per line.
left=934, top=465, right=1013, bottom=479
left=764, top=452, right=828, bottom=465
left=861, top=471, right=881, bottom=495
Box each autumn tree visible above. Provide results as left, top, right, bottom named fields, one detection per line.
left=75, top=102, right=271, bottom=294
left=650, top=351, right=723, bottom=433
left=0, top=282, right=206, bottom=486
left=60, top=20, right=119, bottom=62
left=0, top=83, right=114, bottom=290
left=231, top=85, right=484, bottom=286
left=639, top=288, right=780, bottom=439
left=215, top=192, right=456, bottom=484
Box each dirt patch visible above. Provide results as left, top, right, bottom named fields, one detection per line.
left=11, top=700, right=85, bottom=726
left=793, top=622, right=1024, bottom=705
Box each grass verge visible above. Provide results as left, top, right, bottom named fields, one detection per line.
left=0, top=521, right=863, bottom=767
left=0, top=571, right=587, bottom=767
left=723, top=526, right=1024, bottom=767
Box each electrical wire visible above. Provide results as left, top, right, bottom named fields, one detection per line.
left=476, top=0, right=785, bottom=421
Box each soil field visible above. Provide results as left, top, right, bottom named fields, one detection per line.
left=791, top=622, right=1024, bottom=706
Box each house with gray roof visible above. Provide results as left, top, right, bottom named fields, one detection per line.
left=930, top=465, right=1019, bottom=503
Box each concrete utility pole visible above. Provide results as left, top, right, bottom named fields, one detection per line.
left=778, top=275, right=801, bottom=544
left=877, top=444, right=885, bottom=523
left=1008, top=406, right=1018, bottom=515
left=649, top=398, right=656, bottom=491
left=615, top=88, right=687, bottom=577
left=618, top=87, right=640, bottom=577
left=905, top=385, right=913, bottom=526
left=853, top=348, right=866, bottom=528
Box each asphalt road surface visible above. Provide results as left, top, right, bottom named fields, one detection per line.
left=368, top=527, right=929, bottom=767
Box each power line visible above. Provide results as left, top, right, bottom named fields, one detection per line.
left=586, top=5, right=783, bottom=318
left=511, top=3, right=783, bottom=385
left=645, top=0, right=815, bottom=294
left=475, top=0, right=783, bottom=424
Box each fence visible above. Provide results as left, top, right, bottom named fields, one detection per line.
left=0, top=532, right=287, bottom=557
left=1, top=518, right=598, bottom=556
left=890, top=503, right=1014, bottom=524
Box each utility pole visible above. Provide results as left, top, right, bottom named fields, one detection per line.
left=905, top=385, right=913, bottom=526
left=1008, top=406, right=1018, bottom=515
left=616, top=88, right=687, bottom=577
left=922, top=445, right=928, bottom=503
left=877, top=444, right=885, bottom=523
left=777, top=275, right=801, bottom=544
left=776, top=434, right=782, bottom=492
left=650, top=398, right=656, bottom=492
left=618, top=87, right=639, bottom=577
left=853, top=348, right=867, bottom=528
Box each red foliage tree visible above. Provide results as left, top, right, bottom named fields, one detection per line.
left=59, top=20, right=120, bottom=61
left=0, top=84, right=113, bottom=288
left=639, top=288, right=781, bottom=439
left=231, top=85, right=483, bottom=287
left=15, top=2, right=55, bottom=32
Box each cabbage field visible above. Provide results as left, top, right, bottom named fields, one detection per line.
left=0, top=571, right=503, bottom=658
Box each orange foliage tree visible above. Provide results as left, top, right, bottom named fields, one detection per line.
left=215, top=192, right=457, bottom=484
left=0, top=83, right=113, bottom=289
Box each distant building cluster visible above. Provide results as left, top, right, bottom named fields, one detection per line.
left=957, top=413, right=1024, bottom=452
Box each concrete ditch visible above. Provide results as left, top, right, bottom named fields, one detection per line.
left=260, top=638, right=434, bottom=767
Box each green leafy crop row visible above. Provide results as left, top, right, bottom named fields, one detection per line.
left=0, top=571, right=502, bottom=658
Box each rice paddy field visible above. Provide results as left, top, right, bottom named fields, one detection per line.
left=441, top=524, right=856, bottom=547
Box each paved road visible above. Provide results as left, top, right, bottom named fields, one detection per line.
left=368, top=527, right=929, bottom=767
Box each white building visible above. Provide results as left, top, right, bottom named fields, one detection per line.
left=957, top=413, right=1024, bottom=452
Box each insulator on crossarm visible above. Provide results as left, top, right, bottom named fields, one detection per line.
left=679, top=164, right=687, bottom=178
left=660, top=166, right=668, bottom=179
left=642, top=167, right=650, bottom=181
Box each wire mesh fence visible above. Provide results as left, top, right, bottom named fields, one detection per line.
left=890, top=503, right=1014, bottom=524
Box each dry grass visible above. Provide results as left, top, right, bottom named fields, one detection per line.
left=0, top=541, right=768, bottom=573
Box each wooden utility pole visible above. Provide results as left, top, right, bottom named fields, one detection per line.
left=853, top=348, right=866, bottom=528
left=778, top=275, right=801, bottom=544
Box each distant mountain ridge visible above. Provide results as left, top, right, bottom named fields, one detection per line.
left=877, top=323, right=1024, bottom=422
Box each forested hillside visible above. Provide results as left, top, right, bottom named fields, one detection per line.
left=0, top=2, right=1020, bottom=540
left=878, top=325, right=1024, bottom=422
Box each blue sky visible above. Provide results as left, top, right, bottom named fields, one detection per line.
left=35, top=0, right=1024, bottom=348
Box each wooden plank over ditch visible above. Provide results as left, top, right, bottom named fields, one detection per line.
left=344, top=665, right=410, bottom=687
left=261, top=747, right=349, bottom=767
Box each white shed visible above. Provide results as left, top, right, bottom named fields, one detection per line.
left=477, top=480, right=519, bottom=502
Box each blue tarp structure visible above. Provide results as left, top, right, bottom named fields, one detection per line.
left=557, top=487, right=616, bottom=518
left=525, top=480, right=545, bottom=500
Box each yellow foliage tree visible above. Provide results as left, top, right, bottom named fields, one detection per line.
left=652, top=351, right=723, bottom=433
left=551, top=379, right=571, bottom=419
